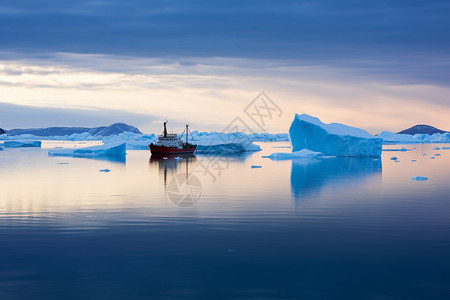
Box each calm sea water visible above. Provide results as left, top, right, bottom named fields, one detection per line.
left=0, top=142, right=449, bottom=299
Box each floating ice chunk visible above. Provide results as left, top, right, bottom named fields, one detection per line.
left=433, top=147, right=441, bottom=150
left=289, top=114, right=382, bottom=157
left=411, top=160, right=416, bottom=162
left=4, top=140, right=42, bottom=148
left=266, top=149, right=324, bottom=160
left=443, top=147, right=450, bottom=150
left=411, top=176, right=428, bottom=181
left=99, top=169, right=111, bottom=172
left=435, top=154, right=441, bottom=156
left=430, top=157, right=435, bottom=159
left=378, top=131, right=419, bottom=144
left=48, top=142, right=126, bottom=159
left=390, top=156, right=398, bottom=160
left=174, top=157, right=183, bottom=160
left=251, top=165, right=262, bottom=168
left=382, top=147, right=410, bottom=152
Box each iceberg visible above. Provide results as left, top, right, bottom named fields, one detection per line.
left=266, top=149, right=324, bottom=160
left=411, top=176, right=428, bottom=181
left=4, top=140, right=42, bottom=148
left=289, top=114, right=382, bottom=157
left=378, top=131, right=419, bottom=144
left=48, top=142, right=126, bottom=160
left=414, top=132, right=450, bottom=143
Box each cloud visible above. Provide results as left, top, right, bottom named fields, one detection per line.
left=1, top=1, right=449, bottom=65
left=1, top=54, right=450, bottom=134
left=0, top=102, right=161, bottom=132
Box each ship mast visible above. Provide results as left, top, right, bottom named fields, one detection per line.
left=186, top=124, right=189, bottom=144
left=163, top=121, right=168, bottom=137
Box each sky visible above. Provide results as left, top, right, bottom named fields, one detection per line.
left=0, top=0, right=449, bottom=134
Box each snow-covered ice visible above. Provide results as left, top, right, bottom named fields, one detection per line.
left=414, top=132, right=450, bottom=143
left=289, top=114, right=382, bottom=157
left=48, top=142, right=126, bottom=159
left=411, top=176, right=429, bottom=181
left=378, top=131, right=419, bottom=144
left=196, top=141, right=261, bottom=153
left=266, top=149, right=324, bottom=160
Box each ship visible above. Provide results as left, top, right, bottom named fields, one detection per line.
left=149, top=121, right=197, bottom=154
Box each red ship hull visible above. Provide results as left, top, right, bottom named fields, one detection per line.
left=149, top=144, right=197, bottom=154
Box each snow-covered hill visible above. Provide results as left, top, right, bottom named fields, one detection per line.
left=5, top=123, right=141, bottom=137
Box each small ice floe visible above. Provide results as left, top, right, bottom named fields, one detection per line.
left=174, top=157, right=183, bottom=160
left=390, top=156, right=398, bottom=160
left=49, top=142, right=125, bottom=159
left=430, top=157, right=435, bottom=159
left=251, top=165, right=262, bottom=168
left=99, top=169, right=111, bottom=172
left=373, top=158, right=379, bottom=161
left=422, top=154, right=427, bottom=156
left=433, top=147, right=441, bottom=150
left=411, top=160, right=416, bottom=162
left=411, top=176, right=428, bottom=181
left=435, top=154, right=441, bottom=156
left=383, top=147, right=409, bottom=152
left=162, top=157, right=168, bottom=160
left=58, top=162, right=69, bottom=165
left=265, top=149, right=323, bottom=160
left=443, top=147, right=450, bottom=150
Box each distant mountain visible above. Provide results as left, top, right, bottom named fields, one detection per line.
left=397, top=124, right=448, bottom=135
left=0, top=128, right=5, bottom=135
left=5, top=123, right=142, bottom=137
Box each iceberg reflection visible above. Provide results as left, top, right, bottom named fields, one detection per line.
left=291, top=157, right=382, bottom=199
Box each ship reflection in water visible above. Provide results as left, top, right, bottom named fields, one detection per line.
left=149, top=153, right=197, bottom=186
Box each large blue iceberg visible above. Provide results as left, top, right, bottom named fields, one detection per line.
left=289, top=114, right=382, bottom=157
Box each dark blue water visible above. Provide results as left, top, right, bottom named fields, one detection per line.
left=0, top=143, right=449, bottom=299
